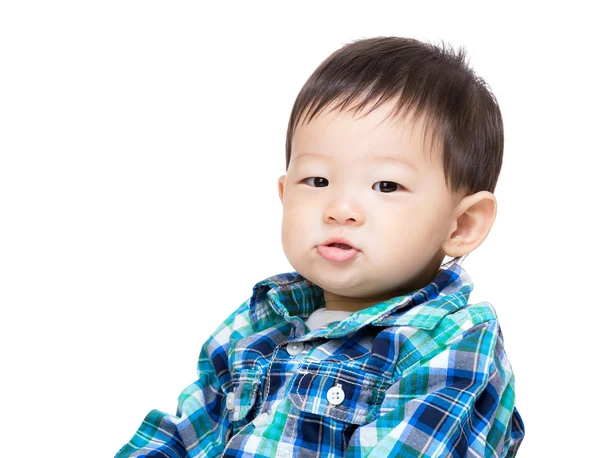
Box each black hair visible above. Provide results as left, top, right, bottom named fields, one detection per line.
left=285, top=36, right=503, bottom=196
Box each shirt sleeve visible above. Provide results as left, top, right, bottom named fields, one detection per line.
left=345, top=320, right=525, bottom=458
left=115, top=301, right=250, bottom=458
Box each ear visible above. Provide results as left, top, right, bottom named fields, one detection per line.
left=442, top=191, right=497, bottom=258
left=278, top=175, right=286, bottom=204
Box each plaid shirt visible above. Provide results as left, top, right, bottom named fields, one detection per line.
left=116, top=257, right=524, bottom=457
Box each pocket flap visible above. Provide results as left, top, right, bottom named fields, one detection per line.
left=288, top=363, right=387, bottom=425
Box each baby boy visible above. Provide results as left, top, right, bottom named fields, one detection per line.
left=116, top=36, right=525, bottom=457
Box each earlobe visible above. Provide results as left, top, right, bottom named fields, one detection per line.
left=442, top=191, right=497, bottom=258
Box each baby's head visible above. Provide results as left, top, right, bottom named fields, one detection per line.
left=277, top=37, right=502, bottom=309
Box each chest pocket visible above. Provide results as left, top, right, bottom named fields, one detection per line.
left=228, top=368, right=261, bottom=423
left=288, top=363, right=389, bottom=425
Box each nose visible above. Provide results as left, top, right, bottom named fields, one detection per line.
left=323, top=201, right=364, bottom=225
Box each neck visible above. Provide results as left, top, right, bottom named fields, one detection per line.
left=324, top=297, right=381, bottom=312
left=324, top=291, right=403, bottom=312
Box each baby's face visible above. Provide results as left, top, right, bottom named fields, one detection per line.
left=278, top=99, right=462, bottom=300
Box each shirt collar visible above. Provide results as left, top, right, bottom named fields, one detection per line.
left=248, top=255, right=473, bottom=336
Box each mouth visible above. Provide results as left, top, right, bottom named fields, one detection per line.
left=319, top=237, right=359, bottom=251
left=317, top=242, right=360, bottom=262
left=326, top=243, right=354, bottom=250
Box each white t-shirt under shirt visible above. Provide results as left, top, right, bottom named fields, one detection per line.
left=304, top=308, right=353, bottom=330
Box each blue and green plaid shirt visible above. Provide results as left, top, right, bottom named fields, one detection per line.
left=116, top=256, right=524, bottom=457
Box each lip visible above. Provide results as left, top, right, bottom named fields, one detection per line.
left=318, top=237, right=360, bottom=251
left=317, top=237, right=361, bottom=263
left=317, top=245, right=360, bottom=262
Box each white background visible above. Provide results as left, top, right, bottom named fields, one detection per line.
left=1, top=1, right=598, bottom=456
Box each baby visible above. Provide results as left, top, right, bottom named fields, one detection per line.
left=116, top=36, right=525, bottom=457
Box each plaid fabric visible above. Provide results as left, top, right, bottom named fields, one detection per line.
left=116, top=256, right=524, bottom=457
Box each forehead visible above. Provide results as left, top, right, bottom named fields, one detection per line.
left=291, top=98, right=442, bottom=170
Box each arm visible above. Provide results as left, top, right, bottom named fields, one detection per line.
left=115, top=301, right=250, bottom=458
left=346, top=320, right=525, bottom=457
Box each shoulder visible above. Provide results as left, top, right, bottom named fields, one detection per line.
left=435, top=300, right=501, bottom=344
left=202, top=297, right=254, bottom=354
left=196, top=298, right=254, bottom=375
left=391, top=301, right=507, bottom=378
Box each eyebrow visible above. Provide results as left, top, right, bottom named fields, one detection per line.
left=292, top=152, right=418, bottom=170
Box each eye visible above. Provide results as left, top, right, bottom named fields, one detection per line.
left=373, top=181, right=406, bottom=193
left=301, top=177, right=329, bottom=187
left=302, top=177, right=406, bottom=193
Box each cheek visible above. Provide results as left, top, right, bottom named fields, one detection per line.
left=281, top=200, right=313, bottom=243
left=374, top=202, right=448, bottom=250
left=410, top=204, right=451, bottom=247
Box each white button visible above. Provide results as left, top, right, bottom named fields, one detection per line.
left=326, top=384, right=345, bottom=405
left=286, top=342, right=304, bottom=356
left=253, top=412, right=270, bottom=427
left=226, top=392, right=235, bottom=410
